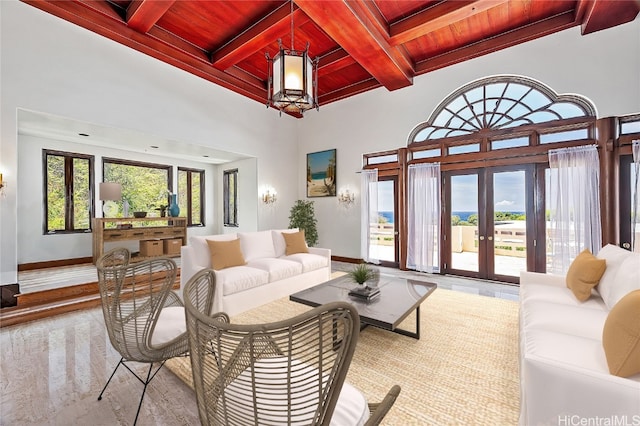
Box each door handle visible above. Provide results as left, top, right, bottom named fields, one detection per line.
left=488, top=236, right=493, bottom=241
left=479, top=236, right=485, bottom=240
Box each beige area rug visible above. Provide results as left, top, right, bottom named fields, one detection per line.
left=166, top=282, right=520, bottom=425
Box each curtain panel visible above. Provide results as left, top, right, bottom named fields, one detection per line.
left=547, top=145, right=602, bottom=274
left=407, top=163, right=441, bottom=273
left=360, top=169, right=379, bottom=264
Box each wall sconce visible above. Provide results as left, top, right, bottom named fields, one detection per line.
left=262, top=189, right=277, bottom=205
left=338, top=189, right=355, bottom=206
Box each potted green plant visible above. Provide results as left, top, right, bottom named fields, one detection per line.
left=288, top=200, right=318, bottom=247
left=348, top=263, right=379, bottom=288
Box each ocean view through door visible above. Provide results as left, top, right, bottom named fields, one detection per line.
left=445, top=166, right=530, bottom=282
left=369, top=177, right=398, bottom=267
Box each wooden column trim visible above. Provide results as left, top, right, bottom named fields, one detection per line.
left=398, top=148, right=408, bottom=271
left=597, top=117, right=617, bottom=245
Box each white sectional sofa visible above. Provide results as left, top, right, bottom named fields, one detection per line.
left=519, top=244, right=640, bottom=426
left=179, top=229, right=331, bottom=316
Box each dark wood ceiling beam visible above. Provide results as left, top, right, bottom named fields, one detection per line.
left=319, top=78, right=381, bottom=105
left=579, top=0, right=640, bottom=35
left=317, top=48, right=355, bottom=75
left=23, top=0, right=267, bottom=104
left=126, top=0, right=175, bottom=34
left=389, top=0, right=511, bottom=46
left=212, top=5, right=310, bottom=70
left=415, top=11, right=576, bottom=74
left=296, top=0, right=413, bottom=91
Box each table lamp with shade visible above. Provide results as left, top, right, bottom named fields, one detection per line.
left=99, top=182, right=122, bottom=218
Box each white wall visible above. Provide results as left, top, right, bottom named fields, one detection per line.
left=0, top=0, right=299, bottom=283
left=300, top=19, right=640, bottom=259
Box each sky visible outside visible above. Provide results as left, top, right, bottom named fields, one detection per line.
left=451, top=171, right=526, bottom=212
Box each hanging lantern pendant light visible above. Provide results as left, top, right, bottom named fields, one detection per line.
left=266, top=0, right=318, bottom=115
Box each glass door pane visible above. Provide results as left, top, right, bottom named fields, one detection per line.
left=492, top=170, right=527, bottom=277
left=370, top=179, right=397, bottom=264
left=450, top=174, right=479, bottom=272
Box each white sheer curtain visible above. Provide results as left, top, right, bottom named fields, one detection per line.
left=360, top=169, right=379, bottom=264
left=632, top=140, right=640, bottom=252
left=548, top=145, right=602, bottom=273
left=407, top=163, right=441, bottom=273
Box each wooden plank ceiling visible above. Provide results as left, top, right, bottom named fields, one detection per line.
left=22, top=0, right=640, bottom=118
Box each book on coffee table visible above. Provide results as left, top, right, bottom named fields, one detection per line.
left=348, top=286, right=381, bottom=301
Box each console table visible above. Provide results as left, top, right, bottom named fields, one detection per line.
left=92, top=217, right=187, bottom=264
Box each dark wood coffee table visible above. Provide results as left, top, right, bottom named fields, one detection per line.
left=289, top=274, right=437, bottom=339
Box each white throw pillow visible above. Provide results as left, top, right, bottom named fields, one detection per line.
left=238, top=231, right=276, bottom=262
left=190, top=234, right=237, bottom=268
left=606, top=253, right=640, bottom=310
left=596, top=244, right=634, bottom=310
left=272, top=228, right=299, bottom=257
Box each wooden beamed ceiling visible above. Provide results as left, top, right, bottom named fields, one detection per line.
left=22, top=0, right=640, bottom=118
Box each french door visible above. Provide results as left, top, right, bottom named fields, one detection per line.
left=372, top=176, right=399, bottom=268
left=443, top=165, right=535, bottom=283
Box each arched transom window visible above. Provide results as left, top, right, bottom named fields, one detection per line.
left=409, top=75, right=597, bottom=143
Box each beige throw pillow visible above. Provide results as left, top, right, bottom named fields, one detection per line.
left=282, top=230, right=309, bottom=255
left=602, top=290, right=640, bottom=377
left=565, top=249, right=606, bottom=302
left=206, top=238, right=246, bottom=270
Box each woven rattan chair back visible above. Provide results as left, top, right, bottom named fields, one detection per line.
left=95, top=248, right=189, bottom=425
left=96, top=248, right=185, bottom=362
left=183, top=269, right=360, bottom=426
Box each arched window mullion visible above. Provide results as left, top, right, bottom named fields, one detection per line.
left=407, top=75, right=596, bottom=146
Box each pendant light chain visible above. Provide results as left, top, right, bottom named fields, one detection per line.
left=290, top=0, right=294, bottom=51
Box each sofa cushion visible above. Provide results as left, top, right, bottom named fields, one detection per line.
left=239, top=231, right=276, bottom=262
left=247, top=258, right=303, bottom=282
left=216, top=266, right=269, bottom=296
left=520, top=282, right=608, bottom=311
left=283, top=230, right=309, bottom=255
left=521, top=300, right=609, bottom=341
left=272, top=228, right=299, bottom=257
left=606, top=253, right=640, bottom=310
left=602, top=290, right=640, bottom=377
left=207, top=238, right=246, bottom=270
left=566, top=249, right=606, bottom=302
left=523, top=329, right=609, bottom=374
left=282, top=253, right=329, bottom=273
left=597, top=244, right=635, bottom=310
left=190, top=233, right=237, bottom=268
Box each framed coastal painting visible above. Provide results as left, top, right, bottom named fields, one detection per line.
left=307, top=149, right=336, bottom=197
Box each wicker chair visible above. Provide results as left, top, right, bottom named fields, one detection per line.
left=183, top=268, right=401, bottom=426
left=95, top=247, right=190, bottom=425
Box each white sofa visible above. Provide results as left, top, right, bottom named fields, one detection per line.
left=179, top=229, right=331, bottom=316
left=519, top=244, right=640, bottom=426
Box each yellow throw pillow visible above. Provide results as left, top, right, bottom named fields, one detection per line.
left=565, top=249, right=606, bottom=302
left=206, top=238, right=246, bottom=270
left=282, top=230, right=309, bottom=255
left=602, top=290, right=640, bottom=377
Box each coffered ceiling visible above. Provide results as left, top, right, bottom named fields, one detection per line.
left=22, top=0, right=640, bottom=118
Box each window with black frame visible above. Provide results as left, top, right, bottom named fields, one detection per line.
left=223, top=169, right=238, bottom=227
left=178, top=167, right=205, bottom=226
left=43, top=149, right=94, bottom=234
